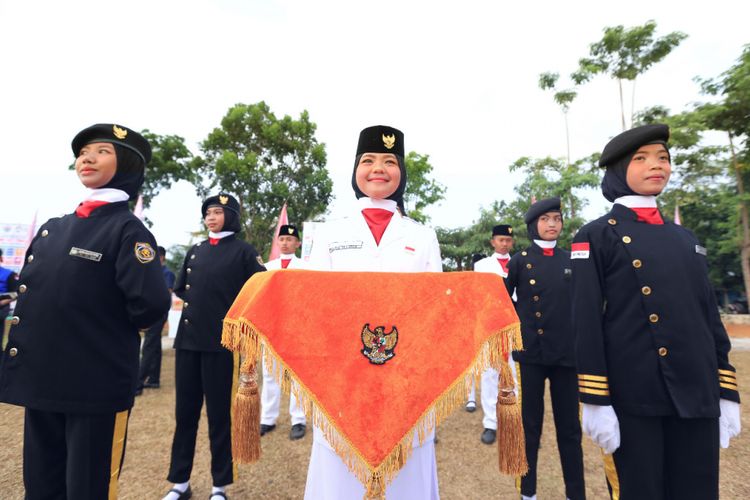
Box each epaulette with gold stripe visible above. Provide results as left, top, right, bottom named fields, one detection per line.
left=719, top=369, right=738, bottom=391
left=578, top=373, right=610, bottom=396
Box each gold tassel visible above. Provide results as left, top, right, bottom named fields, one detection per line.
left=496, top=361, right=528, bottom=476
left=232, top=359, right=261, bottom=463
left=364, top=474, right=386, bottom=500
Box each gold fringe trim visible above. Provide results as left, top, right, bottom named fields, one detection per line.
left=222, top=317, right=525, bottom=492
left=231, top=358, right=261, bottom=463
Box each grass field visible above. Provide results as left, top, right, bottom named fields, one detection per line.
left=1, top=348, right=748, bottom=499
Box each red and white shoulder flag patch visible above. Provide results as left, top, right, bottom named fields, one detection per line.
left=571, top=242, right=590, bottom=259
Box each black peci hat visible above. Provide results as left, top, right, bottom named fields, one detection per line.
left=599, top=124, right=669, bottom=168
left=72, top=123, right=152, bottom=164
left=524, top=197, right=561, bottom=224
left=492, top=224, right=514, bottom=237
left=201, top=193, right=240, bottom=217
left=355, top=125, right=404, bottom=157
left=279, top=224, right=300, bottom=239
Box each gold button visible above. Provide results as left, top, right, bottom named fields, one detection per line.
left=535, top=312, right=542, bottom=318
left=183, top=319, right=189, bottom=325
left=11, top=316, right=20, bottom=325
left=649, top=314, right=659, bottom=323
left=526, top=263, right=532, bottom=269
left=187, top=268, right=192, bottom=274
left=522, top=251, right=527, bottom=256
left=196, top=242, right=202, bottom=247
left=9, top=348, right=18, bottom=357
left=27, top=255, right=34, bottom=263
left=190, top=255, right=195, bottom=260
left=658, top=347, right=668, bottom=357
left=533, top=295, right=540, bottom=302
left=185, top=284, right=191, bottom=290
left=19, top=285, right=27, bottom=293
left=608, top=219, right=617, bottom=225
left=41, top=229, right=49, bottom=237
left=642, top=286, right=652, bottom=296
left=537, top=329, right=544, bottom=335
left=184, top=302, right=189, bottom=308
left=622, top=236, right=632, bottom=244
left=632, top=259, right=642, bottom=269
left=529, top=279, right=536, bottom=285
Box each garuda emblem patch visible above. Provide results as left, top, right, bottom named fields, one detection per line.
left=134, top=242, right=156, bottom=264
left=361, top=323, right=398, bottom=365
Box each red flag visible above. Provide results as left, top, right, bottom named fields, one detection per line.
left=267, top=202, right=288, bottom=261
left=133, top=195, right=145, bottom=221
left=674, top=205, right=681, bottom=226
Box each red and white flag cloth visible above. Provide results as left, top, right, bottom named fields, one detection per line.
left=571, top=242, right=590, bottom=259
left=674, top=205, right=682, bottom=226
left=133, top=195, right=145, bottom=220
left=267, top=202, right=289, bottom=262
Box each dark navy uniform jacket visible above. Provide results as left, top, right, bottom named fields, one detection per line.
left=506, top=243, right=575, bottom=367
left=173, top=235, right=265, bottom=352
left=0, top=202, right=171, bottom=413
left=571, top=204, right=740, bottom=418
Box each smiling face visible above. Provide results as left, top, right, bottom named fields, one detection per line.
left=536, top=212, right=562, bottom=241
left=355, top=153, right=401, bottom=200
left=75, top=142, right=117, bottom=188
left=625, top=143, right=671, bottom=195
left=204, top=206, right=225, bottom=232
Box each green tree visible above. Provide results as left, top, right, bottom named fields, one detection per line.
left=538, top=72, right=578, bottom=165
left=403, top=151, right=446, bottom=223
left=571, top=20, right=687, bottom=130
left=197, top=102, right=333, bottom=257
left=140, top=130, right=197, bottom=209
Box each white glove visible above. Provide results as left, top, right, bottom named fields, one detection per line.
left=719, top=399, right=741, bottom=449
left=581, top=403, right=620, bottom=454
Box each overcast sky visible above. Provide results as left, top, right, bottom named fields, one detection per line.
left=1, top=0, right=748, bottom=250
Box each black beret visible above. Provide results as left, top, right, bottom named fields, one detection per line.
left=202, top=193, right=240, bottom=216
left=524, top=197, right=561, bottom=224
left=356, top=125, right=404, bottom=157
left=72, top=123, right=152, bottom=164
left=599, top=124, right=669, bottom=168
left=279, top=224, right=300, bottom=239
left=492, top=224, right=514, bottom=237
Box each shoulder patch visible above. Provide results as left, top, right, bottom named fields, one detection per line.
left=134, top=242, right=156, bottom=264
left=571, top=242, right=590, bottom=259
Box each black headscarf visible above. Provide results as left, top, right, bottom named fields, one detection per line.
left=600, top=142, right=670, bottom=202
left=98, top=144, right=145, bottom=201
left=351, top=153, right=408, bottom=214
left=202, top=193, right=242, bottom=233
left=524, top=197, right=562, bottom=240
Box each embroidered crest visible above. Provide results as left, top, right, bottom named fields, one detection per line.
left=112, top=124, right=128, bottom=139
left=219, top=195, right=229, bottom=205
left=382, top=134, right=396, bottom=150
left=134, top=242, right=155, bottom=264
left=256, top=255, right=265, bottom=266
left=361, top=323, right=398, bottom=365
left=69, top=247, right=102, bottom=262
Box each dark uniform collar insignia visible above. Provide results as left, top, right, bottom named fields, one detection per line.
left=361, top=323, right=398, bottom=365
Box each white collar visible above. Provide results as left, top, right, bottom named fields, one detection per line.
left=280, top=253, right=297, bottom=260
left=357, top=197, right=398, bottom=213
left=84, top=188, right=129, bottom=203
left=208, top=231, right=234, bottom=239
left=614, top=195, right=657, bottom=208
left=493, top=252, right=511, bottom=259
left=533, top=239, right=557, bottom=249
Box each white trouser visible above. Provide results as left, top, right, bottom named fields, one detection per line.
left=467, top=367, right=499, bottom=430
left=260, top=358, right=307, bottom=426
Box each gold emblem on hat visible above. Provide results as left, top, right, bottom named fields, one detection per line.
left=287, top=227, right=294, bottom=234
left=112, top=125, right=128, bottom=140
left=508, top=227, right=513, bottom=234
left=382, top=134, right=396, bottom=150
left=219, top=195, right=229, bottom=205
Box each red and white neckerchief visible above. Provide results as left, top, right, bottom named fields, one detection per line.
left=208, top=231, right=234, bottom=246
left=494, top=253, right=511, bottom=273
left=533, top=239, right=557, bottom=257
left=615, top=195, right=664, bottom=225
left=280, top=253, right=296, bottom=269
left=358, top=197, right=397, bottom=246
left=75, top=188, right=129, bottom=218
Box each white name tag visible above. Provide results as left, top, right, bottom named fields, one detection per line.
left=695, top=245, right=707, bottom=256
left=69, top=247, right=102, bottom=262
left=329, top=240, right=364, bottom=253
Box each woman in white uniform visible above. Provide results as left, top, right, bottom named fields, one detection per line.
left=305, top=125, right=442, bottom=499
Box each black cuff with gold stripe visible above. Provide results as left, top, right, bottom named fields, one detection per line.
left=719, top=369, right=740, bottom=403
left=578, top=373, right=611, bottom=404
